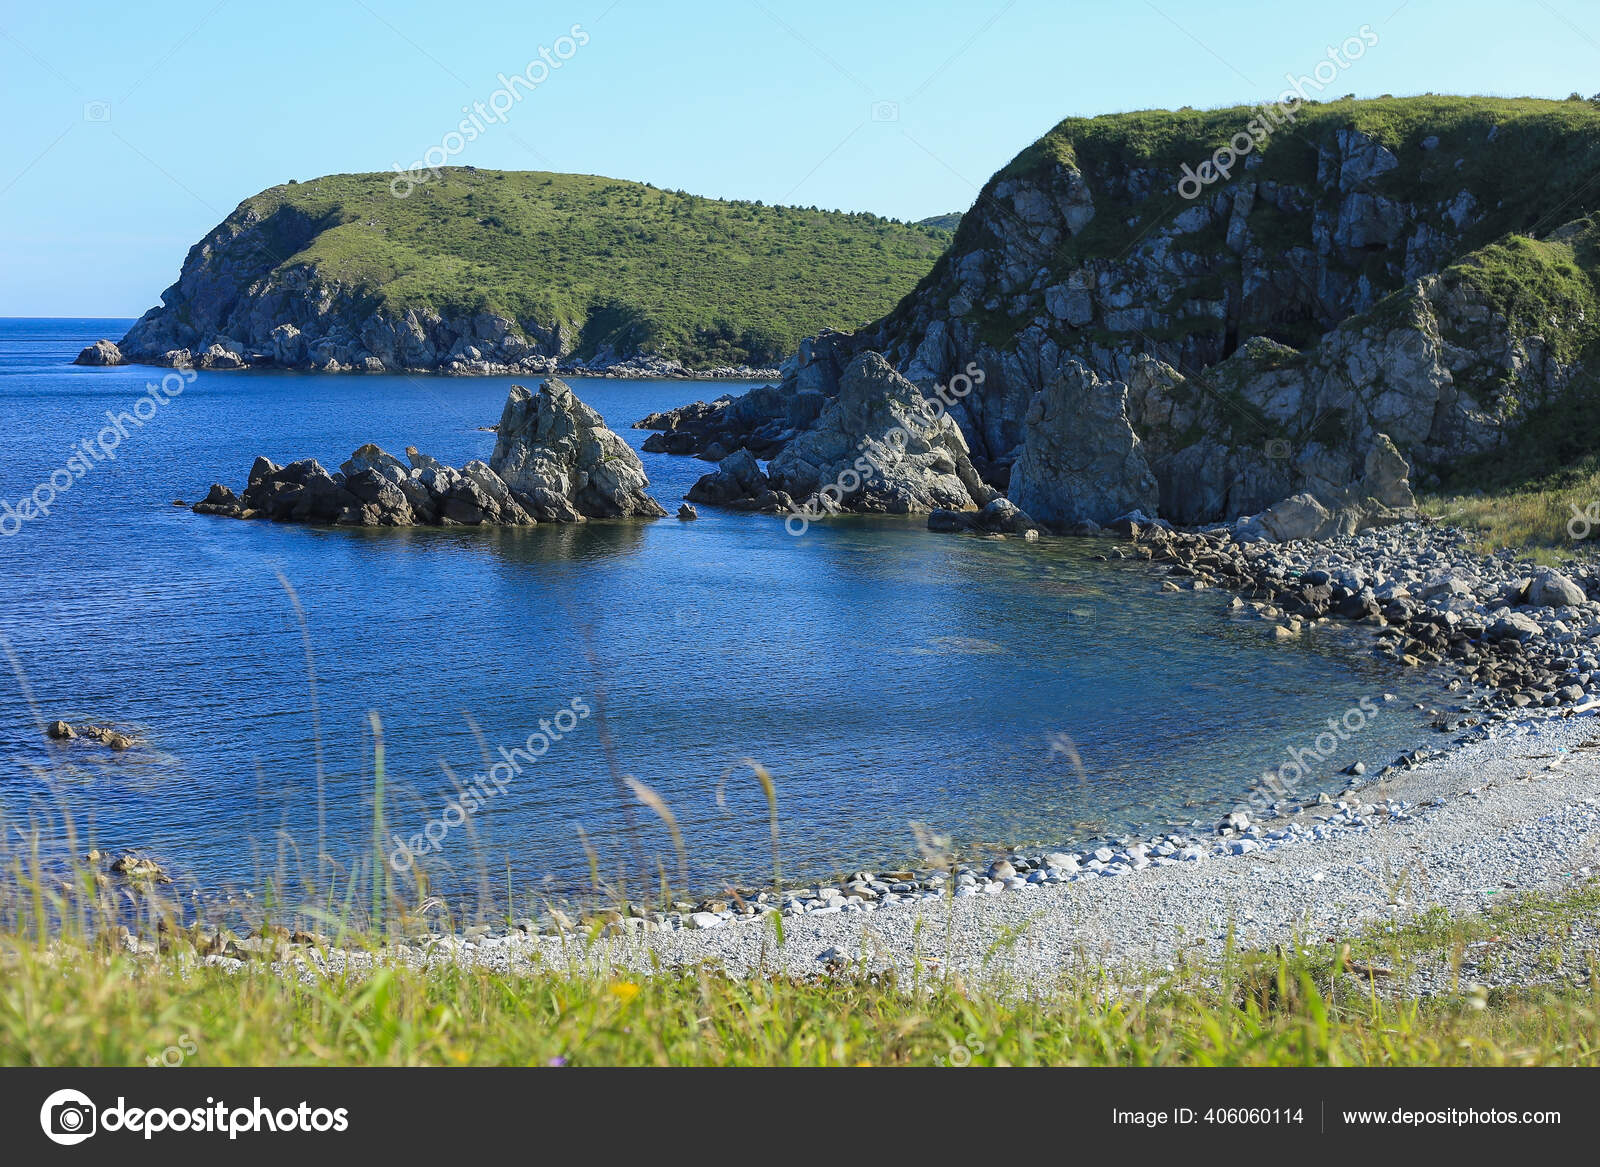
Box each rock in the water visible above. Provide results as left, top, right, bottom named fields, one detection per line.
left=196, top=383, right=663, bottom=529
left=80, top=725, right=135, bottom=750
left=928, top=508, right=976, bottom=533
left=974, top=496, right=1039, bottom=535
left=641, top=430, right=698, bottom=455
left=491, top=379, right=667, bottom=519
left=47, top=720, right=76, bottom=740
left=767, top=352, right=993, bottom=515
left=677, top=502, right=698, bottom=520
left=109, top=854, right=170, bottom=882
left=192, top=483, right=243, bottom=517
left=686, top=448, right=793, bottom=513
left=1009, top=361, right=1159, bottom=527
left=74, top=339, right=125, bottom=366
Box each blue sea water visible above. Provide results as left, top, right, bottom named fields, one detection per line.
left=0, top=318, right=1441, bottom=904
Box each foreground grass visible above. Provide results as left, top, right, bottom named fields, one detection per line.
left=3, top=883, right=1597, bottom=1067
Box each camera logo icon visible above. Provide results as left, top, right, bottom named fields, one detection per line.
left=1263, top=438, right=1292, bottom=460
left=40, top=1089, right=97, bottom=1145
left=82, top=101, right=112, bottom=123
left=870, top=100, right=899, bottom=122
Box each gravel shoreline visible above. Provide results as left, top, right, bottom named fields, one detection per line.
left=328, top=706, right=1590, bottom=986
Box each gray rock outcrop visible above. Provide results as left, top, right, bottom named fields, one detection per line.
left=759, top=103, right=1600, bottom=525
left=74, top=339, right=125, bottom=366
left=490, top=379, right=667, bottom=519
left=684, top=449, right=794, bottom=513
left=763, top=352, right=993, bottom=515
left=1234, top=435, right=1417, bottom=543
left=1008, top=361, right=1158, bottom=526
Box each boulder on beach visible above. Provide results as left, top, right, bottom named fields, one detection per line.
left=1235, top=435, right=1417, bottom=543
left=1526, top=567, right=1587, bottom=608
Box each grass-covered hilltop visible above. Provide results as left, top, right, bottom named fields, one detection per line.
left=112, top=169, right=951, bottom=374
left=779, top=95, right=1600, bottom=535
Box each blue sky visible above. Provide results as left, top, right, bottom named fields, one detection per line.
left=2, top=0, right=1597, bottom=316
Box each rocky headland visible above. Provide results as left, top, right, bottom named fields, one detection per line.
left=83, top=167, right=945, bottom=376
left=192, top=378, right=665, bottom=527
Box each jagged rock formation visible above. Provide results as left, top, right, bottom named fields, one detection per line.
left=684, top=449, right=795, bottom=513
left=634, top=330, right=856, bottom=459
left=763, top=353, right=993, bottom=515
left=192, top=379, right=664, bottom=526
left=750, top=98, right=1600, bottom=525
left=668, top=341, right=994, bottom=519
left=491, top=379, right=667, bottom=519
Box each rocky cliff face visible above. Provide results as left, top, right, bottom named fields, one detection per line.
left=1008, top=361, right=1157, bottom=525
left=116, top=198, right=556, bottom=373
left=815, top=98, right=1600, bottom=522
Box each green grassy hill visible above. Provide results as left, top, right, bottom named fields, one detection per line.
left=166, top=169, right=951, bottom=368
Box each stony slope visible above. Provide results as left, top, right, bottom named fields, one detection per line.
left=115, top=169, right=950, bottom=374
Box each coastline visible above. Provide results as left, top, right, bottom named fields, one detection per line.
left=84, top=344, right=779, bottom=383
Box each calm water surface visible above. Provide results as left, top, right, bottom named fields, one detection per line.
left=0, top=318, right=1440, bottom=901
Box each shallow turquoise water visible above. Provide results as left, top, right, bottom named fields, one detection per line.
left=0, top=318, right=1441, bottom=900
